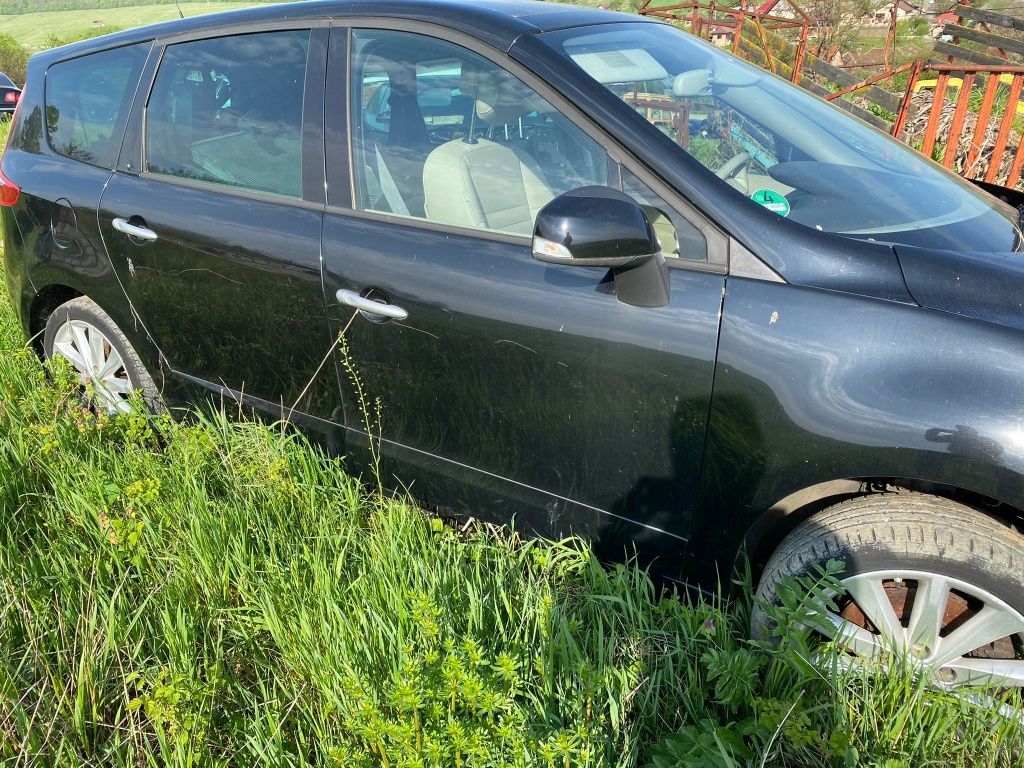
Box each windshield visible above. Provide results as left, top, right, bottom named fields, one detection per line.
left=541, top=22, right=1020, bottom=253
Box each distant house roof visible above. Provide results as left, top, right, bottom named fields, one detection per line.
left=933, top=10, right=959, bottom=24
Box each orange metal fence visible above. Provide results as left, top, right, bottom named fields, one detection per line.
left=891, top=63, right=1024, bottom=188
left=636, top=0, right=811, bottom=84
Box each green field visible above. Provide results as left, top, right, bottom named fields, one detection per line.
left=0, top=0, right=629, bottom=50
left=2, top=2, right=277, bottom=49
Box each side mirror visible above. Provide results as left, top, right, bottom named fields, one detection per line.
left=532, top=186, right=670, bottom=308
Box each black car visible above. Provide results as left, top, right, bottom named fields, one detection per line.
left=0, top=72, right=21, bottom=115
left=5, top=0, right=1024, bottom=692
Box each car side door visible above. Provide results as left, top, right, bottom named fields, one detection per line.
left=322, top=25, right=727, bottom=568
left=97, top=24, right=340, bottom=422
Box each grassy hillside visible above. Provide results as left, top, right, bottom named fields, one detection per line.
left=1, top=2, right=277, bottom=49
left=0, top=0, right=633, bottom=50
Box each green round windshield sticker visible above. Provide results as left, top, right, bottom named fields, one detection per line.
left=751, top=189, right=790, bottom=217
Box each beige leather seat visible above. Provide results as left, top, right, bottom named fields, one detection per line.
left=423, top=66, right=555, bottom=235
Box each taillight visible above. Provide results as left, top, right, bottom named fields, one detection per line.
left=0, top=167, right=19, bottom=207
left=3, top=91, right=17, bottom=104
left=0, top=90, right=22, bottom=207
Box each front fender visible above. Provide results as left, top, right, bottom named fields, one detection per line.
left=689, top=276, right=1024, bottom=582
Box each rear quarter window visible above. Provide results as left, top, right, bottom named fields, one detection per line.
left=45, top=44, right=149, bottom=169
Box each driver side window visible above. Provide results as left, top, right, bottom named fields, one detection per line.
left=350, top=29, right=608, bottom=236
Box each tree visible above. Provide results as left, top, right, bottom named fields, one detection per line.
left=801, top=0, right=874, bottom=59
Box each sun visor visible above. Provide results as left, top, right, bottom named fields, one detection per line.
left=568, top=48, right=668, bottom=84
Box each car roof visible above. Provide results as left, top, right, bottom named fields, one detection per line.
left=33, top=0, right=654, bottom=63
left=0, top=72, right=15, bottom=87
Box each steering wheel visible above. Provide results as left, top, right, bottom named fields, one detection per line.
left=716, top=150, right=752, bottom=181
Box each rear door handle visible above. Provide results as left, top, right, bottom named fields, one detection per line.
left=112, top=217, right=158, bottom=242
left=336, top=289, right=408, bottom=321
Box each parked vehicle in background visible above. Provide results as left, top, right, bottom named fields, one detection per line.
left=0, top=72, right=21, bottom=115
left=4, top=0, right=1024, bottom=695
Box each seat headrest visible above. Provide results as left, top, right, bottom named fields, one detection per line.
left=460, top=63, right=533, bottom=127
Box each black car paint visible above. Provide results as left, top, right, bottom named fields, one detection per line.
left=3, top=0, right=1024, bottom=588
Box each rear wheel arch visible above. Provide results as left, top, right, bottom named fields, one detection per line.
left=744, top=477, right=1024, bottom=580
left=29, top=284, right=82, bottom=354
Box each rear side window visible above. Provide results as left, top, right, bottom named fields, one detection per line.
left=45, top=44, right=149, bottom=169
left=145, top=30, right=310, bottom=199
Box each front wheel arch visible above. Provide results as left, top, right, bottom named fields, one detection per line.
left=743, top=478, right=1024, bottom=583
left=751, top=493, right=1024, bottom=690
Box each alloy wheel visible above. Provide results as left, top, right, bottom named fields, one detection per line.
left=51, top=318, right=134, bottom=414
left=818, top=570, right=1024, bottom=689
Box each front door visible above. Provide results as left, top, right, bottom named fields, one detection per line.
left=99, top=27, right=337, bottom=419
left=323, top=27, right=727, bottom=566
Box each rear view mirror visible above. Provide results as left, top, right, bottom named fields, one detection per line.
left=672, top=61, right=760, bottom=98
left=672, top=69, right=711, bottom=98
left=532, top=187, right=670, bottom=308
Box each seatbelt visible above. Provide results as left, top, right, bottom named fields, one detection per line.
left=374, top=144, right=410, bottom=216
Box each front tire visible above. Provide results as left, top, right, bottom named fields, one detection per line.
left=754, top=493, right=1024, bottom=690
left=43, top=296, right=160, bottom=414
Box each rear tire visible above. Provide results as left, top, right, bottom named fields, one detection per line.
left=43, top=296, right=161, bottom=413
left=753, top=493, right=1024, bottom=690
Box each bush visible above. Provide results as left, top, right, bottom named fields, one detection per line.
left=0, top=33, right=28, bottom=87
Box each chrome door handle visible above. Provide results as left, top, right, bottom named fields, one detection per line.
left=336, top=289, right=408, bottom=321
left=112, top=217, right=158, bottom=242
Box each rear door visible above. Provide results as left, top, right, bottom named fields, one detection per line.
left=98, top=24, right=339, bottom=420
left=322, top=26, right=727, bottom=565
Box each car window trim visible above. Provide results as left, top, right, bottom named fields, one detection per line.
left=325, top=27, right=352, bottom=209
left=135, top=23, right=323, bottom=205
left=302, top=27, right=330, bottom=205
left=157, top=17, right=331, bottom=47
left=329, top=17, right=727, bottom=273
left=117, top=40, right=161, bottom=174
left=135, top=170, right=327, bottom=212
left=43, top=40, right=154, bottom=172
